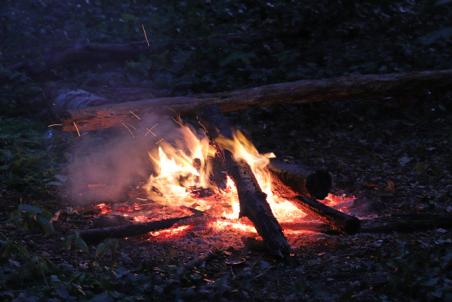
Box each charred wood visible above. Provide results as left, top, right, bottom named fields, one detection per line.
left=292, top=196, right=361, bottom=234
left=268, top=159, right=332, bottom=199
left=281, top=214, right=452, bottom=234
left=78, top=214, right=199, bottom=244
left=199, top=106, right=291, bottom=257
left=361, top=213, right=452, bottom=234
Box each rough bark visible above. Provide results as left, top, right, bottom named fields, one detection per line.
left=268, top=159, right=332, bottom=199
left=59, top=69, right=452, bottom=132
left=199, top=106, right=291, bottom=257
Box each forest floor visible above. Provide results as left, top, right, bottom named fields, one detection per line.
left=1, top=1, right=451, bottom=301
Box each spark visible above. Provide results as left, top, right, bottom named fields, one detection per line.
left=172, top=115, right=184, bottom=127
left=144, top=123, right=159, bottom=137
left=121, top=122, right=135, bottom=138
left=47, top=123, right=63, bottom=128
left=141, top=24, right=150, bottom=47
left=73, top=121, right=81, bottom=137
left=129, top=110, right=141, bottom=120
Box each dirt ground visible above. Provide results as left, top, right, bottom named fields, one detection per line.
left=1, top=1, right=451, bottom=301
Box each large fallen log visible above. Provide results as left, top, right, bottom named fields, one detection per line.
left=199, top=106, right=291, bottom=257
left=268, top=159, right=332, bottom=199
left=12, top=41, right=149, bottom=79
left=78, top=214, right=199, bottom=244
left=60, top=69, right=452, bottom=132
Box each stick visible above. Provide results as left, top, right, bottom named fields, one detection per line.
left=292, top=195, right=361, bottom=234
left=78, top=214, right=199, bottom=244
left=60, top=69, right=452, bottom=132
left=281, top=214, right=452, bottom=234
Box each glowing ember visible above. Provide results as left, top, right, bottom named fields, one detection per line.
left=142, top=122, right=309, bottom=233
left=322, top=193, right=356, bottom=211
left=210, top=219, right=257, bottom=234
left=96, top=203, right=111, bottom=215
left=148, top=225, right=191, bottom=239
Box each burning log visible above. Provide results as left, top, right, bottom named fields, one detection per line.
left=268, top=159, right=332, bottom=199
left=199, top=106, right=291, bottom=257
left=269, top=160, right=360, bottom=234
left=59, top=69, right=452, bottom=132
left=291, top=196, right=361, bottom=234
left=78, top=213, right=199, bottom=244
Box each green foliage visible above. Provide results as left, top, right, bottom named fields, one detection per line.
left=95, top=239, right=119, bottom=258
left=9, top=204, right=55, bottom=235
left=0, top=117, right=58, bottom=194
left=0, top=240, right=56, bottom=289
left=0, top=240, right=30, bottom=261
left=0, top=65, right=41, bottom=116
left=65, top=232, right=89, bottom=253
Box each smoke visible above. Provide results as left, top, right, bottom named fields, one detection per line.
left=65, top=113, right=190, bottom=204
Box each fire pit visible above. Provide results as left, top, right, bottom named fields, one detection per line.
left=75, top=106, right=360, bottom=257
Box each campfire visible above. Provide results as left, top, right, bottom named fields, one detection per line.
left=78, top=106, right=360, bottom=257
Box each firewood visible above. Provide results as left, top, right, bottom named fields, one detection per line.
left=268, top=159, right=332, bottom=199
left=281, top=214, right=452, bottom=234
left=291, top=195, right=361, bottom=234
left=198, top=106, right=291, bottom=257
left=78, top=213, right=200, bottom=244
left=59, top=69, right=452, bottom=132
left=269, top=162, right=359, bottom=234
left=360, top=213, right=452, bottom=233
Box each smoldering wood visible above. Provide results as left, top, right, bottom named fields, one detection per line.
left=270, top=170, right=360, bottom=234
left=292, top=195, right=361, bottom=234
left=207, top=146, right=228, bottom=190
left=198, top=106, right=291, bottom=257
left=78, top=214, right=199, bottom=244
left=59, top=69, right=452, bottom=132
left=268, top=159, right=332, bottom=199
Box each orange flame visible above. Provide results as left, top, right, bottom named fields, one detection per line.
left=143, top=124, right=306, bottom=233
left=148, top=225, right=191, bottom=239
left=96, top=121, right=355, bottom=239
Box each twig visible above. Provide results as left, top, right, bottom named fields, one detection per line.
left=144, top=123, right=158, bottom=137
left=121, top=122, right=135, bottom=138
